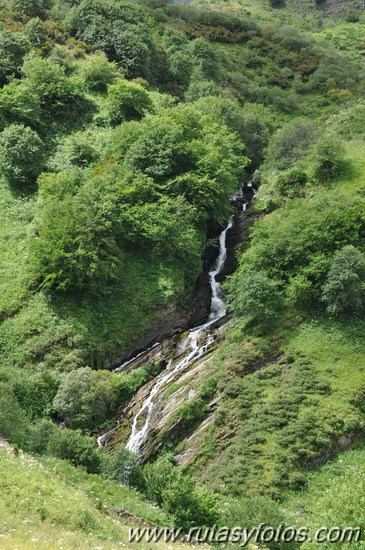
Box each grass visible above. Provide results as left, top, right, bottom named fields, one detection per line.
left=171, top=131, right=365, bottom=501
left=0, top=174, right=190, bottom=372
left=285, top=445, right=365, bottom=548
left=0, top=448, right=203, bottom=549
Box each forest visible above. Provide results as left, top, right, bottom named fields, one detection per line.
left=1, top=0, right=365, bottom=547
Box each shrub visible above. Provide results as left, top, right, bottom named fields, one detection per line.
left=80, top=53, right=119, bottom=92
left=310, top=135, right=347, bottom=182
left=143, top=458, right=219, bottom=530
left=105, top=80, right=153, bottom=125
left=11, top=0, right=51, bottom=18
left=0, top=382, right=27, bottom=447
left=25, top=18, right=47, bottom=47
left=222, top=495, right=290, bottom=549
left=24, top=419, right=58, bottom=455
left=53, top=367, right=122, bottom=430
left=49, top=132, right=99, bottom=170
left=265, top=118, right=318, bottom=171
left=0, top=81, right=42, bottom=132
left=101, top=446, right=143, bottom=488
left=33, top=169, right=122, bottom=292
left=275, top=168, right=308, bottom=198
left=162, top=476, right=219, bottom=530
left=322, top=245, right=365, bottom=315
left=0, top=30, right=29, bottom=86
left=227, top=270, right=283, bottom=324
left=0, top=124, right=45, bottom=188
left=22, top=54, right=88, bottom=122
left=47, top=428, right=101, bottom=473
left=185, top=78, right=219, bottom=102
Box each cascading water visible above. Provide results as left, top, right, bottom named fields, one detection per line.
left=97, top=184, right=254, bottom=453
left=125, top=217, right=234, bottom=456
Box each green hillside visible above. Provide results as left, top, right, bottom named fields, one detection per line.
left=1, top=0, right=365, bottom=546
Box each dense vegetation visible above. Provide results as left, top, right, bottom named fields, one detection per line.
left=1, top=0, right=365, bottom=547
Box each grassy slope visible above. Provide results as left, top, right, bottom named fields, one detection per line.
left=0, top=173, right=188, bottom=372
left=194, top=0, right=361, bottom=26
left=171, top=134, right=365, bottom=498
left=0, top=447, right=202, bottom=549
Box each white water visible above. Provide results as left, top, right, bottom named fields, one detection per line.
left=125, top=217, right=234, bottom=456
left=114, top=342, right=160, bottom=373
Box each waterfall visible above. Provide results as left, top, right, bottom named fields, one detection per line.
left=97, top=184, right=253, bottom=454
left=125, top=216, right=234, bottom=456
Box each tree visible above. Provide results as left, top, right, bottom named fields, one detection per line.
left=0, top=81, right=42, bottom=132
left=53, top=367, right=122, bottom=429
left=265, top=118, right=318, bottom=171
left=228, top=270, right=283, bottom=324
left=0, top=30, right=29, bottom=85
left=47, top=428, right=101, bottom=473
left=25, top=18, right=47, bottom=48
left=0, top=383, right=27, bottom=446
left=105, top=80, right=153, bottom=125
left=322, top=245, right=365, bottom=315
left=80, top=53, right=119, bottom=92
left=101, top=446, right=143, bottom=488
left=310, top=135, right=347, bottom=182
left=33, top=169, right=122, bottom=292
left=0, top=124, right=45, bottom=188
left=11, top=0, right=51, bottom=18
left=22, top=54, right=88, bottom=122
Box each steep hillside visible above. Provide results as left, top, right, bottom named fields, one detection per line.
left=1, top=0, right=365, bottom=546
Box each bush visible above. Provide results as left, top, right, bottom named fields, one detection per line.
left=12, top=371, right=59, bottom=421
left=222, top=495, right=291, bottom=550
left=24, top=419, right=58, bottom=455
left=185, top=78, right=219, bottom=102
left=22, top=54, right=88, bottom=122
left=310, top=135, right=347, bottom=182
left=33, top=169, right=122, bottom=292
left=227, top=270, right=283, bottom=324
left=53, top=367, right=122, bottom=430
left=11, top=0, right=51, bottom=18
left=101, top=446, right=143, bottom=488
left=322, top=245, right=365, bottom=315
left=105, top=80, right=153, bottom=125
left=0, top=81, right=42, bottom=132
left=0, top=30, right=29, bottom=86
left=275, top=168, right=308, bottom=197
left=25, top=18, right=47, bottom=48
left=47, top=428, right=101, bottom=473
left=143, top=459, right=219, bottom=530
left=80, top=53, right=119, bottom=92
left=163, top=480, right=219, bottom=530
left=265, top=118, right=318, bottom=171
left=0, top=124, right=45, bottom=188
left=49, top=132, right=100, bottom=170
left=0, top=382, right=27, bottom=446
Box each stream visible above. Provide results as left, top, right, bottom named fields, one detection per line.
left=97, top=189, right=251, bottom=455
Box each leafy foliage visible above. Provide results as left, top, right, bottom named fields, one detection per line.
left=322, top=245, right=365, bottom=315
left=0, top=123, right=44, bottom=188
left=46, top=428, right=101, bottom=473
